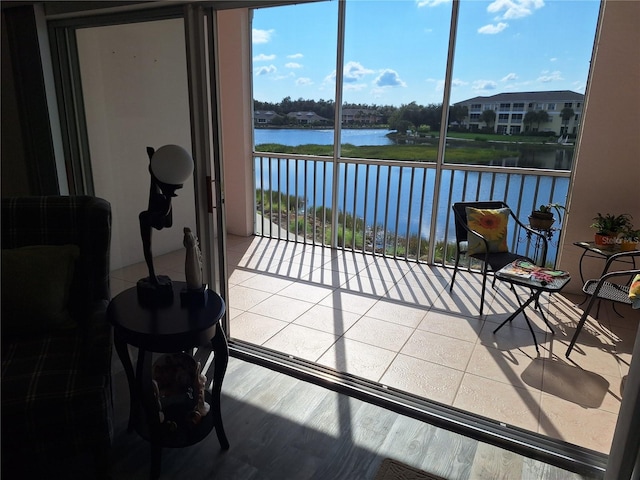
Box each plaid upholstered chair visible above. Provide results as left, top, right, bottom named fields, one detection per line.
left=1, top=196, right=113, bottom=478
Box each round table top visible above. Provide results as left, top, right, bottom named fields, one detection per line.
left=107, top=281, right=225, bottom=352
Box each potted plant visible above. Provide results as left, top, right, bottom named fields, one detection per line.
left=620, top=226, right=640, bottom=251
left=529, top=203, right=565, bottom=231
left=590, top=213, right=633, bottom=247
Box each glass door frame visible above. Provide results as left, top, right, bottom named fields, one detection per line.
left=48, top=4, right=229, bottom=330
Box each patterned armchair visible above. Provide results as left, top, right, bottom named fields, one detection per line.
left=1, top=196, right=113, bottom=478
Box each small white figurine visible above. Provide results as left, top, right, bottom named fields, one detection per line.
left=190, top=361, right=210, bottom=425
left=183, top=227, right=203, bottom=290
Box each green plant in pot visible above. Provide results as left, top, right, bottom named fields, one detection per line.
left=529, top=203, right=565, bottom=231
left=590, top=213, right=633, bottom=248
left=620, top=226, right=640, bottom=251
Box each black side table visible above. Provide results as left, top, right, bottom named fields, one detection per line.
left=107, top=281, right=229, bottom=479
left=494, top=262, right=571, bottom=355
left=573, top=241, right=637, bottom=283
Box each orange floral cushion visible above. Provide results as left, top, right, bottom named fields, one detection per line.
left=466, top=207, right=510, bottom=255
left=630, top=274, right=640, bottom=309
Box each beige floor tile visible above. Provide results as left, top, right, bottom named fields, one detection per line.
left=227, top=284, right=273, bottom=312
left=394, top=267, right=449, bottom=290
left=478, top=319, right=550, bottom=359
left=561, top=342, right=623, bottom=378
left=538, top=394, right=617, bottom=453
left=291, top=245, right=339, bottom=269
left=293, top=304, right=362, bottom=336
left=380, top=354, right=464, bottom=404
left=263, top=323, right=338, bottom=362
left=110, top=260, right=149, bottom=283
left=318, top=289, right=380, bottom=315
left=248, top=293, right=315, bottom=322
left=401, top=329, right=475, bottom=372
left=359, top=262, right=411, bottom=283
left=365, top=300, right=429, bottom=328
left=256, top=260, right=319, bottom=278
left=276, top=281, right=335, bottom=304
left=429, top=297, right=483, bottom=318
left=317, top=337, right=397, bottom=381
left=230, top=311, right=287, bottom=345
left=538, top=357, right=622, bottom=413
left=301, top=267, right=354, bottom=287
left=340, top=274, right=395, bottom=296
left=154, top=250, right=183, bottom=273
left=484, top=310, right=551, bottom=334
left=409, top=262, right=450, bottom=279
left=454, top=373, right=541, bottom=432
left=603, top=303, right=640, bottom=329
left=383, top=281, right=442, bottom=307
left=322, top=254, right=367, bottom=276
left=110, top=276, right=135, bottom=297
left=343, top=316, right=414, bottom=351
left=238, top=272, right=294, bottom=293
left=466, top=344, right=541, bottom=390
left=417, top=311, right=483, bottom=343
left=228, top=268, right=257, bottom=286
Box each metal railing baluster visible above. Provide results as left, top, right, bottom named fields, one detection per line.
left=253, top=153, right=569, bottom=266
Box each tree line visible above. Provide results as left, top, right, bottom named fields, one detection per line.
left=254, top=97, right=454, bottom=131
left=254, top=97, right=574, bottom=133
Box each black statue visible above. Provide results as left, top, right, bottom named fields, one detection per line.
left=137, top=145, right=192, bottom=304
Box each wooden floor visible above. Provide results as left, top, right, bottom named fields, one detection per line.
left=54, top=353, right=602, bottom=480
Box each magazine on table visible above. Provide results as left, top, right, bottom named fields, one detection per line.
left=499, top=259, right=569, bottom=283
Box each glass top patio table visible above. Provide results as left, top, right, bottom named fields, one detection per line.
left=573, top=241, right=639, bottom=283
left=494, top=261, right=571, bottom=354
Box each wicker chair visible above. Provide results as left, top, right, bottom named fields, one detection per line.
left=566, top=250, right=640, bottom=357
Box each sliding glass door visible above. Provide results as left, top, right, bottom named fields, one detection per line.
left=50, top=6, right=228, bottom=323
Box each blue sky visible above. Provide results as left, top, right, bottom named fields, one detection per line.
left=252, top=0, right=600, bottom=106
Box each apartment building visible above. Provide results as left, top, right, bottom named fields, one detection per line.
left=455, top=90, right=584, bottom=135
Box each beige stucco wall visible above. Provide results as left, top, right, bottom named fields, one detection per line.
left=217, top=8, right=255, bottom=237
left=557, top=0, right=640, bottom=292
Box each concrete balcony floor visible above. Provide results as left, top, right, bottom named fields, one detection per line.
left=110, top=234, right=639, bottom=455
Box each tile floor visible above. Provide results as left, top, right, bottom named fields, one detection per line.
left=109, top=234, right=640, bottom=455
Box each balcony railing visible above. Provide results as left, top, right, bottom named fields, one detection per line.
left=254, top=154, right=570, bottom=267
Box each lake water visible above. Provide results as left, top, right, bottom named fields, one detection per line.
left=255, top=128, right=393, bottom=147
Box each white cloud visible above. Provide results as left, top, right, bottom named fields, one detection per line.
left=296, top=77, right=313, bottom=86
left=478, top=22, right=508, bottom=34
left=287, top=53, right=303, bottom=59
left=537, top=70, right=563, bottom=82
left=501, top=72, right=518, bottom=81
left=255, top=65, right=277, bottom=76
left=252, top=28, right=274, bottom=44
left=472, top=79, right=498, bottom=90
left=344, top=61, right=375, bottom=83
left=487, top=0, right=544, bottom=20
left=375, top=69, right=407, bottom=88
left=550, top=57, right=558, bottom=62
left=416, top=0, right=450, bottom=7
left=253, top=53, right=275, bottom=62
left=285, top=62, right=302, bottom=69
left=452, top=78, right=468, bottom=87
left=344, top=83, right=369, bottom=92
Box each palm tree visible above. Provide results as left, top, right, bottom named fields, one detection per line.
left=480, top=109, right=496, bottom=132
left=536, top=110, right=549, bottom=130
left=524, top=110, right=538, bottom=131
left=560, top=107, right=575, bottom=134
